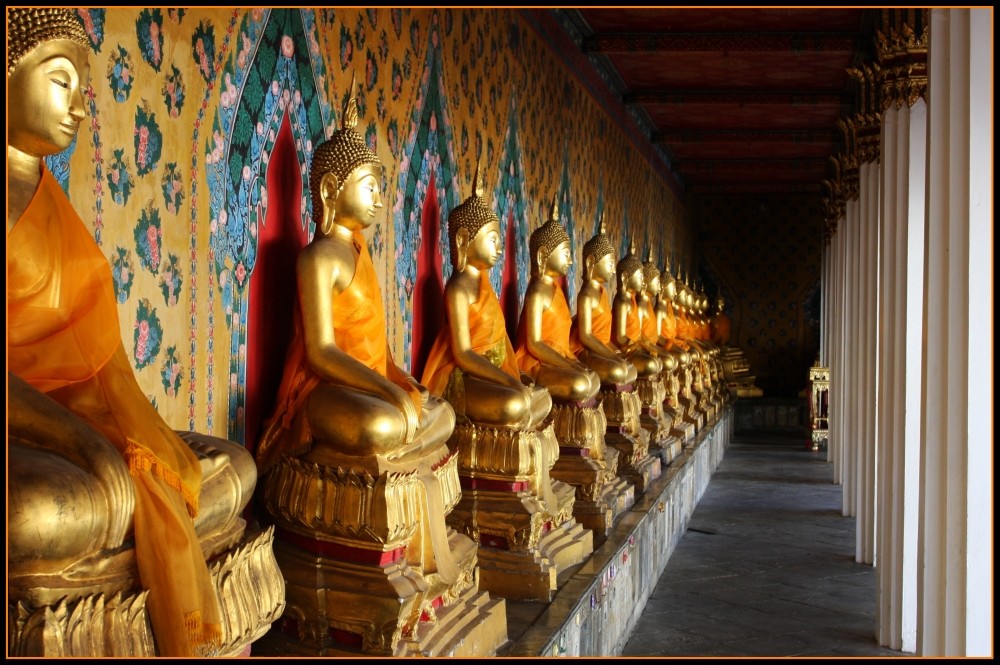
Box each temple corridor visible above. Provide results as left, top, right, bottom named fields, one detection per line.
left=622, top=431, right=902, bottom=658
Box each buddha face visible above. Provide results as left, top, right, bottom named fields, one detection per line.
left=646, top=273, right=661, bottom=297
left=545, top=240, right=572, bottom=277
left=466, top=220, right=502, bottom=270
left=334, top=163, right=384, bottom=229
left=7, top=39, right=91, bottom=158
left=664, top=278, right=677, bottom=302
left=625, top=268, right=644, bottom=294
left=592, top=253, right=615, bottom=284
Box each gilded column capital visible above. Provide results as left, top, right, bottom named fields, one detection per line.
left=876, top=10, right=929, bottom=110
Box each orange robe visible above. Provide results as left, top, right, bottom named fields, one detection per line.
left=515, top=280, right=574, bottom=380
left=421, top=274, right=519, bottom=402
left=257, top=230, right=421, bottom=472
left=711, top=313, right=732, bottom=346
left=7, top=165, right=220, bottom=656
left=663, top=302, right=690, bottom=351
left=640, top=299, right=658, bottom=343
left=570, top=286, right=612, bottom=355
left=624, top=294, right=642, bottom=347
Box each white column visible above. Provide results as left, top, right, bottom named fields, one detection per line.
left=875, top=98, right=925, bottom=653
left=832, top=210, right=847, bottom=478
left=918, top=8, right=992, bottom=656
left=829, top=222, right=844, bottom=468
left=842, top=196, right=859, bottom=516
left=856, top=159, right=879, bottom=565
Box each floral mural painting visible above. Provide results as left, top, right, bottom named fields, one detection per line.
left=133, top=100, right=162, bottom=176
left=134, top=201, right=162, bottom=274
left=162, top=65, right=186, bottom=118
left=106, top=45, right=134, bottom=102
left=160, top=345, right=183, bottom=397
left=492, top=89, right=530, bottom=310
left=393, top=16, right=461, bottom=368
left=136, top=9, right=165, bottom=71
left=192, top=20, right=217, bottom=84
left=76, top=9, right=105, bottom=51
left=159, top=253, right=183, bottom=306
left=111, top=246, right=135, bottom=303
left=161, top=162, right=184, bottom=214
left=205, top=8, right=331, bottom=441
left=133, top=298, right=163, bottom=370
left=107, top=148, right=134, bottom=205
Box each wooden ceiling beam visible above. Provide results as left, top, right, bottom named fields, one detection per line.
left=624, top=89, right=851, bottom=105
left=653, top=128, right=839, bottom=144
left=584, top=32, right=858, bottom=54
left=677, top=158, right=828, bottom=174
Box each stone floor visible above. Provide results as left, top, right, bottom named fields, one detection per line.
left=622, top=431, right=905, bottom=658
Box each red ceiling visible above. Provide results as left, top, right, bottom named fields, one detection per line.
left=566, top=8, right=874, bottom=194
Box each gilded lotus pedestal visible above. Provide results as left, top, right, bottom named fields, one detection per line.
left=598, top=383, right=661, bottom=494
left=8, top=431, right=286, bottom=658
left=546, top=397, right=634, bottom=545
left=445, top=421, right=594, bottom=602
left=255, top=441, right=507, bottom=656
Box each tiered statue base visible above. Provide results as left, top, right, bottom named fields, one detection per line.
left=665, top=403, right=697, bottom=445
left=8, top=526, right=284, bottom=657
left=257, top=440, right=506, bottom=656
left=446, top=421, right=594, bottom=602
left=599, top=385, right=661, bottom=494
left=635, top=374, right=676, bottom=461
left=253, top=536, right=507, bottom=657
left=547, top=400, right=634, bottom=545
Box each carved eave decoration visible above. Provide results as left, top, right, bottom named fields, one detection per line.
left=876, top=12, right=929, bottom=110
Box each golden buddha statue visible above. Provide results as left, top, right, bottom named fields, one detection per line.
left=513, top=200, right=624, bottom=541
left=254, top=84, right=505, bottom=655
left=612, top=241, right=663, bottom=377
left=656, top=262, right=699, bottom=442
left=570, top=215, right=637, bottom=388
left=421, top=165, right=591, bottom=601
left=6, top=8, right=281, bottom=657
left=573, top=229, right=659, bottom=493
left=515, top=199, right=600, bottom=402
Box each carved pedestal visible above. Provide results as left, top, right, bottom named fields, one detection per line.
left=547, top=399, right=634, bottom=545
left=256, top=444, right=507, bottom=656
left=599, top=384, right=661, bottom=494
left=8, top=527, right=285, bottom=657
left=635, top=374, right=675, bottom=459
left=446, top=422, right=594, bottom=602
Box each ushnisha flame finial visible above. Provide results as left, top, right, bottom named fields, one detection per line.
left=342, top=70, right=359, bottom=131
left=472, top=154, right=484, bottom=198
left=549, top=196, right=559, bottom=223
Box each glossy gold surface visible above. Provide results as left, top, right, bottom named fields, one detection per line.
left=430, top=172, right=592, bottom=600
left=6, top=9, right=279, bottom=656
left=256, top=88, right=503, bottom=655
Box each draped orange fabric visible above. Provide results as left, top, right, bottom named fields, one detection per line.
left=570, top=286, right=612, bottom=355
left=625, top=294, right=642, bottom=342
left=661, top=302, right=689, bottom=350
left=7, top=165, right=220, bottom=656
left=256, top=230, right=421, bottom=472
left=640, top=300, right=657, bottom=343
left=515, top=280, right=574, bottom=380
left=421, top=274, right=519, bottom=397
left=711, top=313, right=732, bottom=345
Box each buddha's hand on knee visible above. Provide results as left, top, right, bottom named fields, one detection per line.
left=389, top=383, right=421, bottom=442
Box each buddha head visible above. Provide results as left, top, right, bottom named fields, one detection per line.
left=642, top=249, right=661, bottom=298
left=616, top=240, right=644, bottom=295
left=7, top=8, right=91, bottom=159
left=582, top=213, right=616, bottom=285
left=449, top=158, right=501, bottom=272
left=309, top=73, right=384, bottom=235
left=530, top=197, right=572, bottom=278
left=715, top=295, right=726, bottom=314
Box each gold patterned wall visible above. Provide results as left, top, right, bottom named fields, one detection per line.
left=50, top=8, right=689, bottom=442
left=693, top=193, right=822, bottom=397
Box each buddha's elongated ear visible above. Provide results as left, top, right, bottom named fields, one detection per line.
left=584, top=253, right=596, bottom=278
left=455, top=227, right=469, bottom=273
left=319, top=171, right=340, bottom=234
left=535, top=246, right=547, bottom=276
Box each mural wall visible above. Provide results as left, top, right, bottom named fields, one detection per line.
left=693, top=193, right=823, bottom=397
left=53, top=8, right=690, bottom=446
